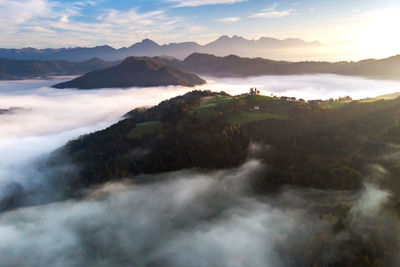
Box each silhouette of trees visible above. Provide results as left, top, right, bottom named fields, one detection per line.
left=249, top=87, right=260, bottom=95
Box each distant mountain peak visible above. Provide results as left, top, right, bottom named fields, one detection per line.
left=140, top=38, right=159, bottom=45
left=0, top=36, right=325, bottom=61
left=232, top=35, right=246, bottom=40
left=257, top=37, right=278, bottom=41
left=214, top=35, right=247, bottom=41
left=217, top=35, right=230, bottom=40
left=127, top=39, right=160, bottom=50
left=84, top=57, right=103, bottom=62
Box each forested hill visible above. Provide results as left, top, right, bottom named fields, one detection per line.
left=8, top=90, right=400, bottom=265
left=51, top=90, right=400, bottom=193
left=52, top=57, right=206, bottom=89
left=160, top=53, right=400, bottom=80
left=0, top=57, right=117, bottom=80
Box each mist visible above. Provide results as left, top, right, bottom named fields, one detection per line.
left=1, top=75, right=400, bottom=266
left=2, top=74, right=398, bottom=186
left=0, top=157, right=397, bottom=266
left=199, top=74, right=400, bottom=100
left=2, top=74, right=398, bottom=172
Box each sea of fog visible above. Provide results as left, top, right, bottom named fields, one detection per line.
left=1, top=74, right=400, bottom=165
left=0, top=75, right=399, bottom=266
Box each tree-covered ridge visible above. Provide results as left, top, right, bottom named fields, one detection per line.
left=52, top=57, right=206, bottom=89
left=53, top=90, right=400, bottom=193
left=43, top=90, right=400, bottom=266
left=0, top=57, right=117, bottom=80
left=161, top=53, right=400, bottom=80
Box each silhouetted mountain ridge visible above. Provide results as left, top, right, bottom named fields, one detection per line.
left=0, top=36, right=321, bottom=61
left=0, top=57, right=117, bottom=80
left=159, top=53, right=400, bottom=80
left=52, top=56, right=206, bottom=89
left=3, top=52, right=400, bottom=81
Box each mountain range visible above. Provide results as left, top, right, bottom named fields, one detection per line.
left=158, top=53, right=400, bottom=80
left=52, top=57, right=205, bottom=89
left=0, top=36, right=321, bottom=62
left=2, top=52, right=400, bottom=82
left=0, top=57, right=117, bottom=80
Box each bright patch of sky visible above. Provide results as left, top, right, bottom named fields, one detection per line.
left=0, top=0, right=399, bottom=59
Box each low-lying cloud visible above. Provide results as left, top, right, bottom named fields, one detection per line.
left=0, top=158, right=395, bottom=266
left=1, top=76, right=400, bottom=266
left=1, top=75, right=399, bottom=204
left=200, top=74, right=400, bottom=100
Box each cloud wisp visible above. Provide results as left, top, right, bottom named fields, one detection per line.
left=0, top=156, right=396, bottom=266
left=167, top=0, right=247, bottom=7
left=0, top=79, right=193, bottom=203
left=216, top=17, right=241, bottom=23
left=0, top=160, right=294, bottom=266
left=249, top=3, right=293, bottom=19
left=0, top=0, right=191, bottom=48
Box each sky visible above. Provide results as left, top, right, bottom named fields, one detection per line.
left=0, top=0, right=399, bottom=58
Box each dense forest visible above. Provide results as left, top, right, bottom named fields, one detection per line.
left=55, top=90, right=398, bottom=190
left=46, top=90, right=400, bottom=266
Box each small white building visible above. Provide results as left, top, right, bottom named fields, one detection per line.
left=253, top=105, right=260, bottom=110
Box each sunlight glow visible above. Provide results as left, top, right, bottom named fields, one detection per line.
left=360, top=8, right=400, bottom=58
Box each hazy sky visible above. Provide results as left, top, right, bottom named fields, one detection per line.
left=0, top=0, right=399, bottom=58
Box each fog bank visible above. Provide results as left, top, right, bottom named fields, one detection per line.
left=200, top=74, right=400, bottom=100
left=1, top=75, right=399, bottom=206
left=1, top=76, right=400, bottom=266
left=0, top=158, right=396, bottom=267
left=2, top=74, right=398, bottom=185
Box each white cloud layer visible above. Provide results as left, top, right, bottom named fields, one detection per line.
left=0, top=0, right=199, bottom=48
left=216, top=17, right=241, bottom=23
left=0, top=160, right=317, bottom=267
left=199, top=74, right=400, bottom=100
left=0, top=76, right=399, bottom=266
left=1, top=74, right=400, bottom=189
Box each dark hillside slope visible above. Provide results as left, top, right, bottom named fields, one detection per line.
left=0, top=57, right=116, bottom=80
left=14, top=91, right=400, bottom=266
left=50, top=91, right=400, bottom=193
left=53, top=57, right=206, bottom=89
left=163, top=53, right=400, bottom=80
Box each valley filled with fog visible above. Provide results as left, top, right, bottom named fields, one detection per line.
left=1, top=75, right=400, bottom=266
left=2, top=75, right=399, bottom=186
left=2, top=75, right=399, bottom=165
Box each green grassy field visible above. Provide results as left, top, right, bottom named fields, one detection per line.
left=200, top=94, right=234, bottom=107
left=320, top=101, right=350, bottom=109
left=227, top=111, right=287, bottom=125
left=240, top=94, right=275, bottom=102
left=189, top=95, right=233, bottom=118
left=360, top=92, right=400, bottom=103
left=127, top=121, right=162, bottom=139
left=189, top=94, right=291, bottom=123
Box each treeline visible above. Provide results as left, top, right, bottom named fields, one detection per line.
left=56, top=91, right=400, bottom=193
left=48, top=91, right=400, bottom=266
left=55, top=91, right=247, bottom=189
